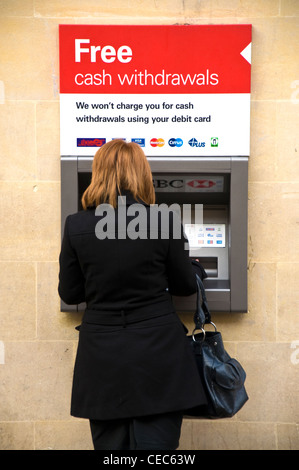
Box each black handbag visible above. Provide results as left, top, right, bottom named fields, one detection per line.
left=185, top=274, right=249, bottom=419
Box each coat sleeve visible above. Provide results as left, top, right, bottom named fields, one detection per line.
left=165, top=211, right=206, bottom=296
left=58, top=216, right=86, bottom=305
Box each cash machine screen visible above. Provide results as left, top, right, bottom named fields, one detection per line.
left=185, top=224, right=226, bottom=248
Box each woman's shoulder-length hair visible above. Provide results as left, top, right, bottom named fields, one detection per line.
left=81, top=139, right=156, bottom=209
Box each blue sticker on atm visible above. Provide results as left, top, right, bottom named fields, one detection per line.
left=131, top=138, right=145, bottom=146
left=77, top=138, right=106, bottom=147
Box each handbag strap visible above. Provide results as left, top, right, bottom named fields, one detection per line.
left=194, top=274, right=212, bottom=329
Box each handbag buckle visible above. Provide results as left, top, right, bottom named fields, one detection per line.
left=192, top=327, right=206, bottom=342
left=192, top=321, right=217, bottom=343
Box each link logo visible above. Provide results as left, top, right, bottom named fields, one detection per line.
left=77, top=138, right=106, bottom=147
left=211, top=137, right=219, bottom=147
left=188, top=138, right=205, bottom=147
left=168, top=138, right=183, bottom=147
left=150, top=138, right=165, bottom=147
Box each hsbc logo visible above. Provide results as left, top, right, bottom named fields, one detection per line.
left=188, top=138, right=205, bottom=148
left=187, top=179, right=216, bottom=189
left=153, top=179, right=183, bottom=189
left=153, top=176, right=224, bottom=192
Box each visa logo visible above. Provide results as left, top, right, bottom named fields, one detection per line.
left=131, top=138, right=145, bottom=147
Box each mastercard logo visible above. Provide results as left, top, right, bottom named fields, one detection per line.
left=150, top=138, right=165, bottom=147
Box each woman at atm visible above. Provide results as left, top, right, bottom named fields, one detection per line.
left=58, top=139, right=207, bottom=450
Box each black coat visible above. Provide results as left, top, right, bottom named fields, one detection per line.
left=58, top=194, right=207, bottom=420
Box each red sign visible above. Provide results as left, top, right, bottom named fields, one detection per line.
left=59, top=25, right=251, bottom=94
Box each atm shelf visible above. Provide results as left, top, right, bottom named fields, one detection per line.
left=173, top=279, right=231, bottom=313
left=203, top=279, right=230, bottom=290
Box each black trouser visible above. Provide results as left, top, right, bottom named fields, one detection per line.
left=89, top=411, right=183, bottom=450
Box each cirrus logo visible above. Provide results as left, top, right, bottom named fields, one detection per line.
left=168, top=138, right=183, bottom=147
left=188, top=138, right=205, bottom=148
left=150, top=138, right=165, bottom=147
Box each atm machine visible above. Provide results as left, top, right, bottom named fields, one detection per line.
left=60, top=154, right=248, bottom=313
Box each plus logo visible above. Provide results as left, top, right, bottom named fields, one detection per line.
left=188, top=138, right=205, bottom=147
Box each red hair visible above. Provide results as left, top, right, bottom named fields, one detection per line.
left=81, top=140, right=155, bottom=209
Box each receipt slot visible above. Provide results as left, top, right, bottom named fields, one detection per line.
left=61, top=155, right=248, bottom=313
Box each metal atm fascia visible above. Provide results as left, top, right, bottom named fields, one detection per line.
left=60, top=155, right=248, bottom=313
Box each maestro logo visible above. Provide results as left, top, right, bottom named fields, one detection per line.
left=188, top=138, right=205, bottom=148
left=150, top=138, right=165, bottom=147
left=168, top=138, right=183, bottom=147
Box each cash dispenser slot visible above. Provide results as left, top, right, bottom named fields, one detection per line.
left=194, top=257, right=218, bottom=278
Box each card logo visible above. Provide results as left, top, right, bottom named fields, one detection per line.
left=150, top=138, right=165, bottom=147
left=131, top=138, right=145, bottom=147
left=77, top=138, right=106, bottom=147
left=188, top=138, right=205, bottom=148
left=211, top=137, right=219, bottom=147
left=168, top=138, right=183, bottom=147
